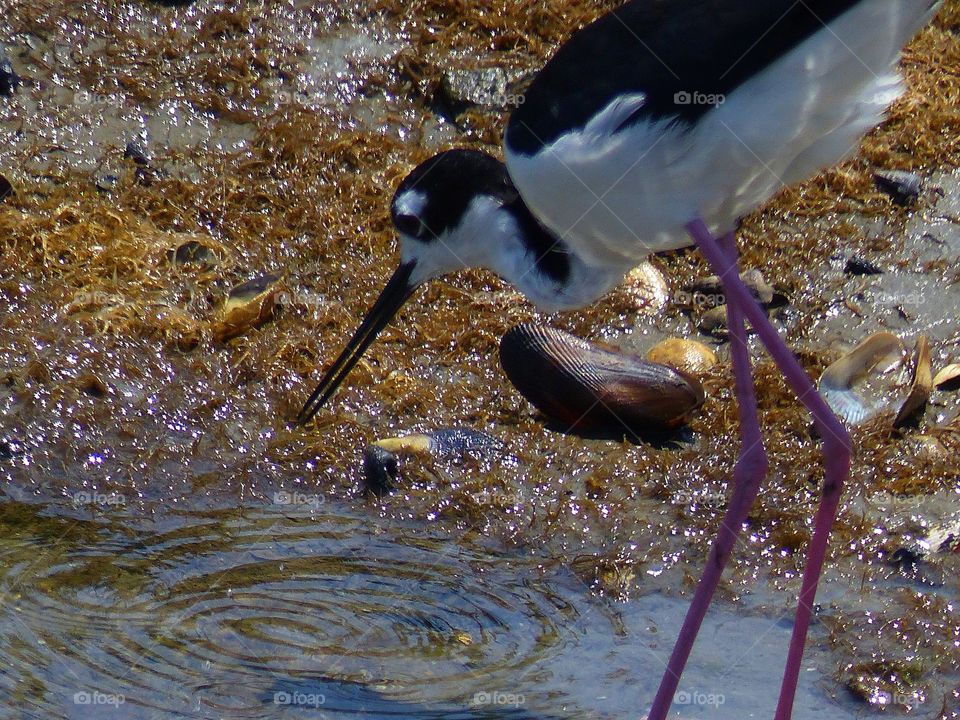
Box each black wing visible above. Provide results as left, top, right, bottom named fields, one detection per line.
left=505, top=0, right=869, bottom=156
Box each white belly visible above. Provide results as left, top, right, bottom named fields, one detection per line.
left=505, top=0, right=936, bottom=269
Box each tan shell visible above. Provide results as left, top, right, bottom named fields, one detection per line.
left=212, top=274, right=282, bottom=342
left=645, top=338, right=718, bottom=376
left=894, top=335, right=932, bottom=428
left=499, top=323, right=704, bottom=433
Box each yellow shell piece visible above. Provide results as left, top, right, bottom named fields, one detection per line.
left=645, top=338, right=718, bottom=376
left=373, top=435, right=433, bottom=454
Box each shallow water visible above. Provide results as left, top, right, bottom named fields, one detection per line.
left=4, top=497, right=941, bottom=720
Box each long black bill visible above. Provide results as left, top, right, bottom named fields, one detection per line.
left=297, top=261, right=417, bottom=424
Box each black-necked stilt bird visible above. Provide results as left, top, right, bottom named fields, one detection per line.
left=298, top=2, right=942, bottom=717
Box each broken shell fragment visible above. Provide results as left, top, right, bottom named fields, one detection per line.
left=819, top=332, right=904, bottom=425
left=893, top=335, right=932, bottom=428
left=874, top=169, right=923, bottom=206
left=363, top=428, right=502, bottom=495
left=168, top=239, right=218, bottom=266
left=932, top=363, right=960, bottom=391
left=645, top=338, right=718, bottom=376
left=499, top=323, right=704, bottom=433
left=212, top=274, right=282, bottom=342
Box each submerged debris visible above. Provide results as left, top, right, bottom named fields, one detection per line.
left=168, top=238, right=218, bottom=267
left=0, top=51, right=20, bottom=97
left=499, top=323, right=704, bottom=434
left=685, top=267, right=774, bottom=307
left=437, top=66, right=529, bottom=116
left=363, top=429, right=502, bottom=495
left=844, top=255, right=884, bottom=276
left=698, top=305, right=730, bottom=338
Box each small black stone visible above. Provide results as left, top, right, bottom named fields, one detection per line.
left=124, top=140, right=150, bottom=166
left=363, top=445, right=399, bottom=496
left=844, top=256, right=883, bottom=276
left=0, top=53, right=21, bottom=97
left=0, top=174, right=13, bottom=201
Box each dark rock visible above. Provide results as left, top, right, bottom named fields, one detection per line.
left=124, top=141, right=150, bottom=166
left=844, top=256, right=883, bottom=276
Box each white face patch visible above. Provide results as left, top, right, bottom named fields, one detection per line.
left=392, top=189, right=428, bottom=219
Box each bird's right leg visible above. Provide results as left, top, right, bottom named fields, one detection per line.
left=647, top=230, right=769, bottom=720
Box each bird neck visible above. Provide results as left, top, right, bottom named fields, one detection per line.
left=489, top=197, right=626, bottom=313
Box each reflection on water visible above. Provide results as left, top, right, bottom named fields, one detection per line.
left=0, top=498, right=924, bottom=720
left=0, top=500, right=585, bottom=719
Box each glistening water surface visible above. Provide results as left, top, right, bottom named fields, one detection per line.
left=1, top=497, right=903, bottom=720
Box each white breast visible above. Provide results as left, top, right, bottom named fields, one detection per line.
left=505, top=0, right=938, bottom=270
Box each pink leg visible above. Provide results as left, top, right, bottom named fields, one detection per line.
left=648, top=231, right=769, bottom=720
left=686, top=218, right=851, bottom=720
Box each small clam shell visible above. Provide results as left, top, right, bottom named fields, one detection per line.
left=622, top=261, right=670, bottom=315
left=212, top=274, right=282, bottom=342
left=645, top=338, right=718, bottom=376
left=932, top=363, right=960, bottom=391
left=893, top=335, right=932, bottom=428
left=698, top=305, right=729, bottom=338
left=499, top=323, right=704, bottom=432
left=686, top=268, right=774, bottom=306
left=819, top=332, right=904, bottom=425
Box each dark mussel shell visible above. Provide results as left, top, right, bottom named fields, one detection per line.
left=499, top=323, right=704, bottom=433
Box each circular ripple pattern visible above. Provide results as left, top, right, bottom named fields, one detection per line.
left=0, top=505, right=575, bottom=718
